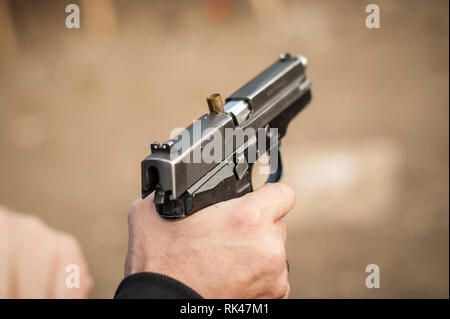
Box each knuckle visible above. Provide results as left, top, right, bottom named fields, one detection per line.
left=271, top=279, right=289, bottom=298
left=277, top=183, right=296, bottom=208
left=130, top=198, right=142, bottom=210
left=245, top=206, right=264, bottom=227
left=244, top=193, right=264, bottom=212
left=56, top=233, right=84, bottom=259
left=268, top=245, right=286, bottom=268
left=20, top=214, right=44, bottom=229
left=128, top=198, right=142, bottom=219
left=258, top=241, right=286, bottom=275
left=230, top=200, right=264, bottom=228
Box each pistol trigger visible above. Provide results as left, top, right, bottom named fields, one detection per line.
left=266, top=149, right=283, bottom=183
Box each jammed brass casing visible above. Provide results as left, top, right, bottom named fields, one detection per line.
left=206, top=93, right=224, bottom=114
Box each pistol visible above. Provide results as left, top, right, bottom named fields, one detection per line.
left=141, top=53, right=312, bottom=219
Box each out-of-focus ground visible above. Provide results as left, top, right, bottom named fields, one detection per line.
left=0, top=0, right=448, bottom=298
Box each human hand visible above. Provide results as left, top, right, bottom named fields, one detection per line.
left=124, top=182, right=295, bottom=298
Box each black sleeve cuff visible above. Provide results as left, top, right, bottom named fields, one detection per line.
left=114, top=272, right=203, bottom=299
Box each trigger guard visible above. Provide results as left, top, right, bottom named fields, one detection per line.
left=266, top=149, right=283, bottom=183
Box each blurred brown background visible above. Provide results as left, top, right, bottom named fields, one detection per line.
left=0, top=0, right=448, bottom=298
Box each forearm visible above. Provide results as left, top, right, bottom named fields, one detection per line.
left=114, top=272, right=202, bottom=299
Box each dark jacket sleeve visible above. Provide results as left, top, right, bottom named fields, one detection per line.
left=114, top=272, right=203, bottom=299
